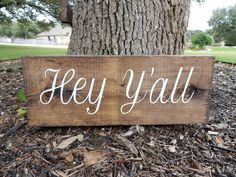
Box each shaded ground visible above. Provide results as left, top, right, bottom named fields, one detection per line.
left=0, top=60, right=235, bottom=177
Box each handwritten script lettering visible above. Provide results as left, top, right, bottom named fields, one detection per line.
left=40, top=67, right=195, bottom=115
left=40, top=69, right=107, bottom=115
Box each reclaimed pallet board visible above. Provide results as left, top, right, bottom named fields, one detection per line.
left=22, top=56, right=214, bottom=126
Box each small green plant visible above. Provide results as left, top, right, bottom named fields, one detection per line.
left=16, top=108, right=27, bottom=117
left=18, top=89, right=26, bottom=102
left=17, top=89, right=27, bottom=117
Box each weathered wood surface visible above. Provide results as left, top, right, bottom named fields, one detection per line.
left=22, top=56, right=214, bottom=126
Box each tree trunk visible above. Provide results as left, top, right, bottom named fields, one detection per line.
left=68, top=0, right=191, bottom=55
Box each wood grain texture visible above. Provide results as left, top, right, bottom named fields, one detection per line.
left=22, top=56, right=214, bottom=126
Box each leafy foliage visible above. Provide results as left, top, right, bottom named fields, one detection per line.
left=191, top=32, right=212, bottom=49
left=0, top=0, right=60, bottom=25
left=16, top=108, right=27, bottom=117
left=186, top=30, right=203, bottom=43
left=209, top=5, right=236, bottom=46
left=0, top=21, right=49, bottom=38
left=17, top=88, right=27, bottom=117
left=18, top=89, right=26, bottom=102
left=0, top=0, right=202, bottom=25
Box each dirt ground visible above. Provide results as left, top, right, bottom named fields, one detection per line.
left=0, top=60, right=235, bottom=177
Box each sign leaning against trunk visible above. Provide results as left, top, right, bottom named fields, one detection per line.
left=22, top=56, right=214, bottom=126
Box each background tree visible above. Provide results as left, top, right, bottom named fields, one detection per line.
left=209, top=5, right=236, bottom=46
left=186, top=30, right=203, bottom=43
left=191, top=32, right=212, bottom=49
left=0, top=0, right=74, bottom=37
left=0, top=21, right=49, bottom=38
left=0, top=0, right=62, bottom=26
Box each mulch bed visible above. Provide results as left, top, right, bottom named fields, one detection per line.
left=0, top=60, right=235, bottom=177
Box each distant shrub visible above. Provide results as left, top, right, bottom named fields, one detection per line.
left=191, top=32, right=212, bottom=50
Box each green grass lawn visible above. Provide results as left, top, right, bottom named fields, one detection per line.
left=1, top=44, right=236, bottom=64
left=0, top=44, right=67, bottom=60
left=185, top=47, right=236, bottom=64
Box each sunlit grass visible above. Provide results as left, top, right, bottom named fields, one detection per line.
left=185, top=47, right=236, bottom=64
left=0, top=44, right=67, bottom=60
left=1, top=44, right=236, bottom=64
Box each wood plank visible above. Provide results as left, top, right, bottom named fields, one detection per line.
left=22, top=56, right=214, bottom=126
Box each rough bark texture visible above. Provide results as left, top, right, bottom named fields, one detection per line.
left=68, top=0, right=191, bottom=55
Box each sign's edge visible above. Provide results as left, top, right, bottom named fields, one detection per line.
left=29, top=120, right=208, bottom=127
left=22, top=55, right=215, bottom=60
left=205, top=56, right=215, bottom=123
left=21, top=57, right=31, bottom=126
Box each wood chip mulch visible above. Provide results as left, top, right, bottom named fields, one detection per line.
left=0, top=60, right=235, bottom=177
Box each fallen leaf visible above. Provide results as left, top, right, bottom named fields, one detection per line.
left=136, top=125, right=145, bottom=135
left=147, top=138, right=155, bottom=147
left=179, top=135, right=184, bottom=140
left=98, top=132, right=107, bottom=136
left=192, top=159, right=202, bottom=169
left=52, top=141, right=57, bottom=148
left=211, top=123, right=228, bottom=130
left=215, top=136, right=224, bottom=145
left=168, top=145, right=176, bottom=153
left=114, top=134, right=138, bottom=155
left=207, top=131, right=219, bottom=135
left=170, top=139, right=177, bottom=145
left=83, top=150, right=108, bottom=167
left=65, top=153, right=74, bottom=163
left=54, top=170, right=68, bottom=177
left=57, top=135, right=83, bottom=149
left=122, top=125, right=145, bottom=137
left=77, top=134, right=84, bottom=141
left=45, top=144, right=51, bottom=153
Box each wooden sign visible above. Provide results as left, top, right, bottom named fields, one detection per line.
left=22, top=56, right=214, bottom=126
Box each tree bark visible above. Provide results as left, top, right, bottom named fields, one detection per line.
left=68, top=0, right=191, bottom=55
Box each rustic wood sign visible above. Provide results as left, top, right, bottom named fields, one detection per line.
left=22, top=56, right=214, bottom=126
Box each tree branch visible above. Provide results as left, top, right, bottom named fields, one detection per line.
left=26, top=2, right=57, bottom=19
